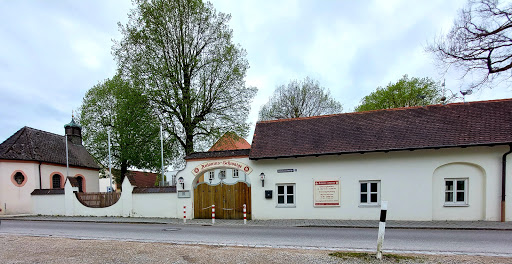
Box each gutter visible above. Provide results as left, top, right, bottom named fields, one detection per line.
left=502, top=145, right=512, bottom=222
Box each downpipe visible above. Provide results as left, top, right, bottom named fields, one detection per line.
left=502, top=145, right=512, bottom=222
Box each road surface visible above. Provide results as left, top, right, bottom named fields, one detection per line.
left=1, top=220, right=511, bottom=257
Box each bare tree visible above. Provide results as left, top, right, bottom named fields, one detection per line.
left=427, top=0, right=512, bottom=89
left=259, top=77, right=342, bottom=121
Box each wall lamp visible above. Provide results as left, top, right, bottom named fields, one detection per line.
left=178, top=176, right=184, bottom=189
left=260, top=172, right=265, bottom=187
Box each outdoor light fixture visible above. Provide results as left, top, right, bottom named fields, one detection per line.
left=260, top=172, right=265, bottom=187
left=178, top=177, right=184, bottom=189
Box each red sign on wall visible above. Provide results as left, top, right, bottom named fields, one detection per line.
left=314, top=180, right=340, bottom=207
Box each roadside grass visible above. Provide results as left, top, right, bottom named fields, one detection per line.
left=329, top=252, right=421, bottom=263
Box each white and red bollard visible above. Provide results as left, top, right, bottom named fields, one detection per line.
left=243, top=204, right=247, bottom=224
left=183, top=205, right=187, bottom=223
left=212, top=204, right=215, bottom=224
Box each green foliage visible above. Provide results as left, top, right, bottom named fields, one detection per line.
left=329, top=252, right=419, bottom=262
left=113, top=0, right=256, bottom=160
left=79, top=74, right=174, bottom=181
left=355, top=75, right=451, bottom=112
left=259, top=77, right=342, bottom=121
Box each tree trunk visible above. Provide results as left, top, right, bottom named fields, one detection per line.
left=119, top=159, right=128, bottom=191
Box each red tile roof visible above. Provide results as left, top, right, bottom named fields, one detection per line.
left=208, top=132, right=251, bottom=151
left=125, top=171, right=158, bottom=187
left=249, top=99, right=512, bottom=160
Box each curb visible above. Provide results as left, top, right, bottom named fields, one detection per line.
left=1, top=217, right=512, bottom=231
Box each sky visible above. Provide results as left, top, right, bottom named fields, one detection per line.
left=1, top=0, right=511, bottom=145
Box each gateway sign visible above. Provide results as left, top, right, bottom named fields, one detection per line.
left=314, top=180, right=340, bottom=207
left=192, top=160, right=253, bottom=176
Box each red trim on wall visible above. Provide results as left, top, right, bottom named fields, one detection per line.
left=75, top=174, right=86, bottom=193
left=10, top=170, right=28, bottom=187
left=49, top=172, right=64, bottom=188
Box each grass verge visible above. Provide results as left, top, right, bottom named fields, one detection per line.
left=329, top=252, right=420, bottom=262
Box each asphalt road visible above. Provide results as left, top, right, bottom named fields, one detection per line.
left=1, top=220, right=511, bottom=256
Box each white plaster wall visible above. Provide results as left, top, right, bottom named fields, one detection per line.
left=432, top=163, right=485, bottom=220
left=99, top=178, right=117, bottom=192
left=40, top=164, right=99, bottom=192
left=32, top=194, right=65, bottom=215
left=200, top=168, right=249, bottom=185
left=177, top=146, right=509, bottom=221
left=246, top=146, right=507, bottom=221
left=0, top=161, right=38, bottom=214
left=132, top=193, right=179, bottom=218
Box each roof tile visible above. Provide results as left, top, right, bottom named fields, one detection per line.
left=249, top=99, right=512, bottom=159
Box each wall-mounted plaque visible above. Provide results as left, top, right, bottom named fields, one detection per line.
left=178, top=190, right=191, bottom=198
left=313, top=180, right=340, bottom=207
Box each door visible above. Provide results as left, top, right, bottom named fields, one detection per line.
left=194, top=182, right=251, bottom=219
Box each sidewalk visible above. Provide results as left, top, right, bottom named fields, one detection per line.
left=1, top=215, right=512, bottom=230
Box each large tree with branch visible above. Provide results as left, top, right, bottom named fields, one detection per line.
left=114, top=0, right=256, bottom=160
left=258, top=77, right=342, bottom=121
left=427, top=0, right=512, bottom=89
left=79, top=74, right=173, bottom=184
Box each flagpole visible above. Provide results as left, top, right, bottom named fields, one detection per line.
left=65, top=134, right=69, bottom=177
left=160, top=124, right=164, bottom=186
left=108, top=130, right=112, bottom=192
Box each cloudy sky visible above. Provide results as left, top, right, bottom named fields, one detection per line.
left=1, top=0, right=511, bottom=144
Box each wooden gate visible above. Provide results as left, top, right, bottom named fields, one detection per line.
left=194, top=182, right=251, bottom=219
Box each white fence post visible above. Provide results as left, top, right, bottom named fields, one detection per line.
left=212, top=204, right=215, bottom=224
left=243, top=204, right=247, bottom=224
left=376, top=201, right=388, bottom=259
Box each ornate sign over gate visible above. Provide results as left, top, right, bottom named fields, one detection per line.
left=191, top=160, right=253, bottom=176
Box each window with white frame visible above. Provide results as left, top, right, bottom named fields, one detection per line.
left=209, top=171, right=215, bottom=181
left=277, top=184, right=295, bottom=207
left=360, top=181, right=380, bottom=205
left=445, top=178, right=468, bottom=205
left=233, top=169, right=239, bottom=178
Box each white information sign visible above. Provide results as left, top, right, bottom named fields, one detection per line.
left=314, top=180, right=340, bottom=207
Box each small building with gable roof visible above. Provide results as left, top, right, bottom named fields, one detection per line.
left=0, top=118, right=100, bottom=215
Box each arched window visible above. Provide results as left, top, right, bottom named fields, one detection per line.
left=76, top=176, right=84, bottom=192
left=52, top=174, right=61, bottom=189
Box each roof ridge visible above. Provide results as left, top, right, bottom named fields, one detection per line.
left=256, top=98, right=512, bottom=124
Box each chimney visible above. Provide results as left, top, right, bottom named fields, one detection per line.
left=64, top=116, right=82, bottom=145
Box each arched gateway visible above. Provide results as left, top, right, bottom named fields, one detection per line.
left=185, top=132, right=253, bottom=220
left=192, top=160, right=252, bottom=219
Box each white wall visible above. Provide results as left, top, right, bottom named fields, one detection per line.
left=40, top=163, right=99, bottom=192
left=0, top=161, right=38, bottom=214
left=0, top=160, right=99, bottom=215
left=32, top=194, right=65, bottom=215
left=246, top=146, right=507, bottom=221
left=132, top=193, right=178, bottom=218
left=99, top=178, right=117, bottom=192
left=177, top=146, right=510, bottom=221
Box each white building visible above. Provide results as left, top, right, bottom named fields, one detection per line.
left=0, top=119, right=100, bottom=215
left=178, top=99, right=512, bottom=221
